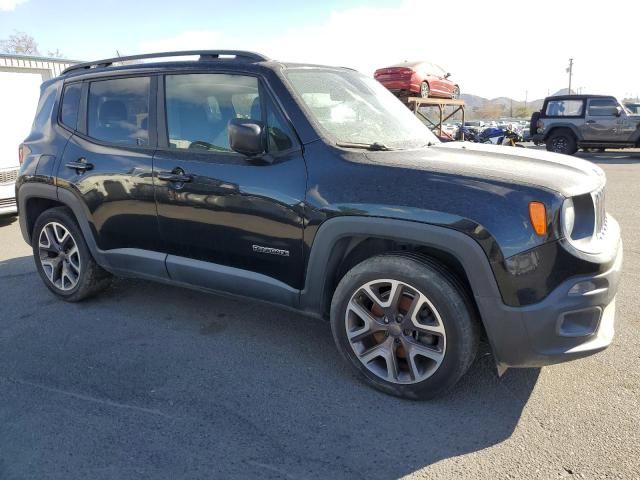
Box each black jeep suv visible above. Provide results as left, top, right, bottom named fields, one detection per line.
left=16, top=51, right=623, bottom=399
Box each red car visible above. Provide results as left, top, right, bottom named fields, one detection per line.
left=374, top=61, right=460, bottom=99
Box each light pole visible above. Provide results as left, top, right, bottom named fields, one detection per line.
left=567, top=58, right=574, bottom=94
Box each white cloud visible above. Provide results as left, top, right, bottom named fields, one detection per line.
left=135, top=0, right=640, bottom=100
left=261, top=0, right=640, bottom=100
left=0, top=0, right=28, bottom=11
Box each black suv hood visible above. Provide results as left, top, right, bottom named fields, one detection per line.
left=364, top=142, right=605, bottom=197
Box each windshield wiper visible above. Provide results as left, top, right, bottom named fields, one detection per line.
left=336, top=141, right=394, bottom=151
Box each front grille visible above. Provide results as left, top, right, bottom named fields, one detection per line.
left=592, top=186, right=607, bottom=238
left=0, top=168, right=18, bottom=185
left=0, top=197, right=16, bottom=208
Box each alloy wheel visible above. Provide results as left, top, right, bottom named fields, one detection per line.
left=38, top=222, right=81, bottom=291
left=420, top=82, right=430, bottom=98
left=550, top=136, right=568, bottom=153
left=345, top=279, right=446, bottom=384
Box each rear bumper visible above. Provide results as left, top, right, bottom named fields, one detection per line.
left=377, top=79, right=419, bottom=94
left=0, top=182, right=17, bottom=215
left=477, top=240, right=623, bottom=368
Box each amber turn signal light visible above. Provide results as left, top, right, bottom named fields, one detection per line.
left=529, top=202, right=547, bottom=236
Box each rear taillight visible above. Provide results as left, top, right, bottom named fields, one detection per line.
left=18, top=144, right=24, bottom=165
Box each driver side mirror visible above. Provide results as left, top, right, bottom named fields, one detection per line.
left=444, top=72, right=451, bottom=79
left=229, top=119, right=265, bottom=157
left=615, top=106, right=623, bottom=117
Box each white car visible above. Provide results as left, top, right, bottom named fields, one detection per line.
left=0, top=160, right=18, bottom=216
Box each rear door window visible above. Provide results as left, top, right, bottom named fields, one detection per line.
left=87, top=77, right=150, bottom=146
left=545, top=99, right=583, bottom=117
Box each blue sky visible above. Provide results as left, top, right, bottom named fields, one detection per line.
left=1, top=0, right=396, bottom=60
left=2, top=0, right=639, bottom=100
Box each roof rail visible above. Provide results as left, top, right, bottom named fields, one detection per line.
left=61, top=50, right=270, bottom=75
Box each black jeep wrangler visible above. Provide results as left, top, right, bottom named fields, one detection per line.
left=16, top=51, right=623, bottom=399
left=531, top=94, right=640, bottom=155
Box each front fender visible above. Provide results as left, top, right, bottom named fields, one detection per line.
left=300, top=216, right=513, bottom=363
left=300, top=216, right=501, bottom=311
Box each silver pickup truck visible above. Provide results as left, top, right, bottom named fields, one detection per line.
left=531, top=94, right=640, bottom=155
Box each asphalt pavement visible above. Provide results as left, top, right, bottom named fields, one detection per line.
left=0, top=150, right=638, bottom=479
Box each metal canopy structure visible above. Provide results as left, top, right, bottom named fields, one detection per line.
left=0, top=53, right=80, bottom=80
left=404, top=97, right=466, bottom=141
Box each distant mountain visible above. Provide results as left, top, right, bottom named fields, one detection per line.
left=459, top=89, right=572, bottom=119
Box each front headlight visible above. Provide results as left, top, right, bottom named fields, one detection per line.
left=562, top=198, right=575, bottom=238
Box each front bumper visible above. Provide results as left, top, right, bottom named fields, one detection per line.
left=0, top=182, right=18, bottom=215
left=477, top=240, right=623, bottom=368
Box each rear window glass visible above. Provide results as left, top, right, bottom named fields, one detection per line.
left=87, top=77, right=150, bottom=146
left=60, top=83, right=81, bottom=130
left=545, top=100, right=583, bottom=117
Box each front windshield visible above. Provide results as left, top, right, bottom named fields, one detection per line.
left=284, top=68, right=439, bottom=149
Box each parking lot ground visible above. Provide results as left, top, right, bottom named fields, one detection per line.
left=0, top=150, right=639, bottom=480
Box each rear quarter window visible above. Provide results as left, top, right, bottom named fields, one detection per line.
left=545, top=99, right=584, bottom=117
left=60, top=83, right=82, bottom=130
left=31, top=82, right=57, bottom=131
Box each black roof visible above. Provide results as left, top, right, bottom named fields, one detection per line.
left=60, top=50, right=355, bottom=80
left=62, top=50, right=270, bottom=75
left=544, top=94, right=615, bottom=102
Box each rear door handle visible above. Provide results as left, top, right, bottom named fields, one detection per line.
left=585, top=120, right=596, bottom=124
left=157, top=172, right=193, bottom=183
left=65, top=158, right=94, bottom=172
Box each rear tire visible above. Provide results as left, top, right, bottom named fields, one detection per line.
left=32, top=207, right=111, bottom=302
left=330, top=254, right=479, bottom=400
left=546, top=129, right=577, bottom=155
left=420, top=81, right=430, bottom=98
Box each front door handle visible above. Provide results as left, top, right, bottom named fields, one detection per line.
left=158, top=171, right=193, bottom=183
left=585, top=120, right=596, bottom=124
left=65, top=158, right=94, bottom=172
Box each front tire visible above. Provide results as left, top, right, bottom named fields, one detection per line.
left=330, top=254, right=479, bottom=400
left=32, top=207, right=111, bottom=302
